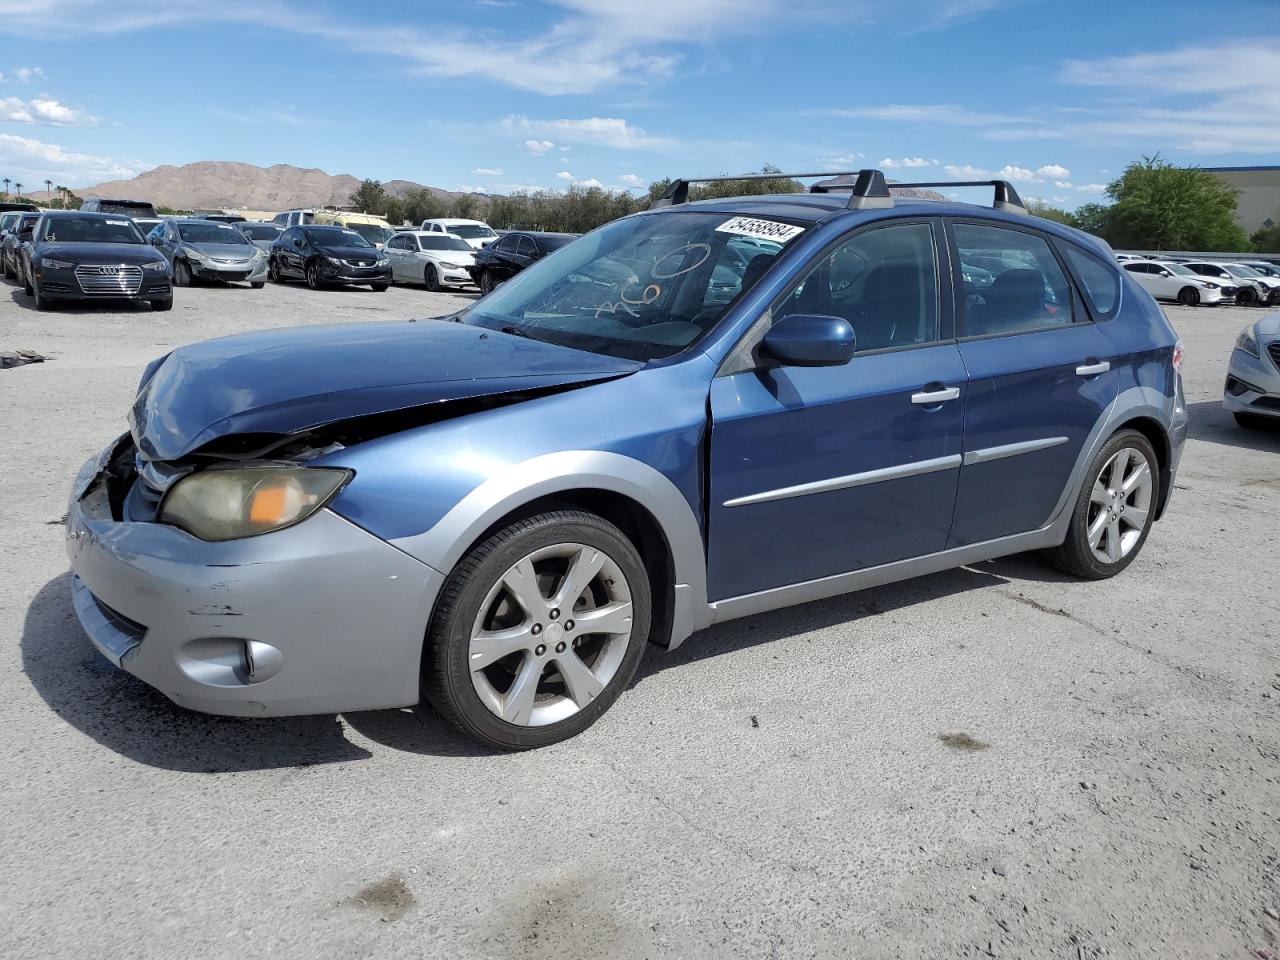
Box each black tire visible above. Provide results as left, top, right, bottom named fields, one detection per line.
left=371, top=282, right=389, bottom=292
left=22, top=272, right=33, bottom=297
left=424, top=509, right=652, bottom=750
left=151, top=297, right=173, bottom=312
left=173, top=259, right=192, bottom=287
left=269, top=258, right=283, bottom=284
left=479, top=270, right=495, bottom=295
left=1177, top=286, right=1199, bottom=306
left=1234, top=411, right=1277, bottom=431
left=1043, top=428, right=1160, bottom=580
left=1237, top=287, right=1257, bottom=307
left=306, top=262, right=322, bottom=290
left=250, top=281, right=265, bottom=290
left=33, top=285, right=55, bottom=311
left=2, top=258, right=11, bottom=280
left=424, top=264, right=440, bottom=292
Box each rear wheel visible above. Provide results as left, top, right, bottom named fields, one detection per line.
left=424, top=264, right=440, bottom=292
left=1043, top=429, right=1159, bottom=580
left=424, top=510, right=651, bottom=750
left=1177, top=286, right=1200, bottom=306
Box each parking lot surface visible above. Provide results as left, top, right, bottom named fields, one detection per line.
left=2, top=280, right=1278, bottom=959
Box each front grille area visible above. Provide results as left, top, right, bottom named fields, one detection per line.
left=1267, top=341, right=1280, bottom=371
left=211, top=257, right=250, bottom=265
left=75, top=264, right=143, bottom=296
left=343, top=259, right=377, bottom=268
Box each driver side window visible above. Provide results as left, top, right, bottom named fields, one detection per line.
left=779, top=221, right=940, bottom=353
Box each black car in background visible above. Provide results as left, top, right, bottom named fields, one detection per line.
left=2, top=212, right=41, bottom=280
left=0, top=200, right=38, bottom=213
left=269, top=224, right=391, bottom=291
left=22, top=211, right=172, bottom=311
left=80, top=198, right=158, bottom=219
left=468, top=230, right=576, bottom=294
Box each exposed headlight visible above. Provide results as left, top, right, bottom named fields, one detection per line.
left=1201, top=281, right=1219, bottom=290
left=326, top=256, right=343, bottom=265
left=1235, top=327, right=1260, bottom=358
left=251, top=249, right=265, bottom=261
left=142, top=260, right=169, bottom=272
left=440, top=261, right=466, bottom=269
left=184, top=247, right=206, bottom=261
left=39, top=258, right=74, bottom=269
left=159, top=466, right=352, bottom=541
left=376, top=257, right=389, bottom=267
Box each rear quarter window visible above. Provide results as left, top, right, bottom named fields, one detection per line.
left=1061, top=244, right=1120, bottom=319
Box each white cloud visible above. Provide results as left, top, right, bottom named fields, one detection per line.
left=472, top=166, right=503, bottom=175
left=0, top=132, right=139, bottom=184
left=879, top=156, right=936, bottom=168
left=617, top=173, right=645, bottom=187
left=14, top=66, right=45, bottom=83
left=1076, top=183, right=1106, bottom=193
left=943, top=163, right=989, bottom=178
left=0, top=95, right=98, bottom=126
left=573, top=178, right=605, bottom=189
left=556, top=170, right=574, bottom=181
left=524, top=139, right=555, bottom=154
left=995, top=164, right=1041, bottom=183
left=505, top=115, right=674, bottom=151
left=1053, top=180, right=1073, bottom=189
left=1037, top=163, right=1069, bottom=179
left=454, top=184, right=489, bottom=194
left=820, top=104, right=1025, bottom=127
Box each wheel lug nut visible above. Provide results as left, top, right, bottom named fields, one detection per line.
left=549, top=608, right=560, bottom=621
left=555, top=641, right=567, bottom=654
left=535, top=644, right=546, bottom=656
left=564, top=619, right=575, bottom=631
left=531, top=624, right=542, bottom=636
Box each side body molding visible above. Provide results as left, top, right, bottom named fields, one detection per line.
left=391, top=450, right=711, bottom=649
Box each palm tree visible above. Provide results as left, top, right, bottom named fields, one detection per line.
left=44, top=178, right=52, bottom=199
left=56, top=185, right=68, bottom=207
left=2, top=177, right=9, bottom=197
left=14, top=182, right=22, bottom=197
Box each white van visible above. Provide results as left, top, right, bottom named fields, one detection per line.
left=271, top=209, right=315, bottom=228
left=419, top=218, right=498, bottom=250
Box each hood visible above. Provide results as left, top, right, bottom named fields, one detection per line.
left=427, top=249, right=476, bottom=265
left=131, top=319, right=642, bottom=461
left=186, top=241, right=258, bottom=259
left=36, top=242, right=165, bottom=265
left=317, top=244, right=381, bottom=261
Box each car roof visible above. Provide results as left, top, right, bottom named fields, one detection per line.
left=396, top=230, right=465, bottom=238
left=41, top=210, right=118, bottom=218
left=427, top=218, right=486, bottom=225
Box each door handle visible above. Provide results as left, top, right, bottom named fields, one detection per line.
left=1076, top=360, right=1111, bottom=377
left=911, top=385, right=961, bottom=405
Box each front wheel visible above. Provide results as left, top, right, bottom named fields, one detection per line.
left=424, top=264, right=440, bottom=291
left=1177, top=286, right=1199, bottom=306
left=250, top=281, right=265, bottom=290
left=1237, top=287, right=1258, bottom=307
left=1043, top=429, right=1159, bottom=580
left=424, top=510, right=651, bottom=750
left=173, top=260, right=192, bottom=287
left=33, top=285, right=55, bottom=311
left=306, top=263, right=322, bottom=290
left=479, top=270, right=495, bottom=295
left=370, top=282, right=389, bottom=292
left=151, top=297, right=173, bottom=312
left=269, top=258, right=283, bottom=283
left=1235, top=411, right=1277, bottom=431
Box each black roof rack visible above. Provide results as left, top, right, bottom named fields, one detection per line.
left=652, top=168, right=1026, bottom=215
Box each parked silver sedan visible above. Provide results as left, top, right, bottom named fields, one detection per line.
left=1225, top=313, right=1280, bottom=429
left=384, top=231, right=476, bottom=290
left=146, top=218, right=269, bottom=288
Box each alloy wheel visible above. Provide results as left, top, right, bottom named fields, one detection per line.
left=425, top=264, right=439, bottom=291
left=468, top=543, right=634, bottom=727
left=1086, top=446, right=1153, bottom=564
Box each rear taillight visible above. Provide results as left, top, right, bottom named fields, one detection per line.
left=1172, top=341, right=1184, bottom=373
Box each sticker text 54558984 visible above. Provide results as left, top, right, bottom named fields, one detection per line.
left=714, top=216, right=805, bottom=244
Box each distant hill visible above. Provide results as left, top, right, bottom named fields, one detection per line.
left=26, top=161, right=472, bottom=212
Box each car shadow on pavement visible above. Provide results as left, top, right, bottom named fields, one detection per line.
left=1184, top=400, right=1280, bottom=453
left=7, top=288, right=156, bottom=313
left=634, top=563, right=1018, bottom=683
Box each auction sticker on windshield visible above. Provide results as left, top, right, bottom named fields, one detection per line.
left=715, top=216, right=805, bottom=244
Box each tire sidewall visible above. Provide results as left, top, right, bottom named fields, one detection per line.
left=1179, top=287, right=1198, bottom=306
left=1066, top=429, right=1160, bottom=578
left=425, top=264, right=439, bottom=291
left=427, top=513, right=651, bottom=750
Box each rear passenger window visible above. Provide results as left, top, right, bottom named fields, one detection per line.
left=955, top=223, right=1074, bottom=337
left=780, top=222, right=939, bottom=353
left=1061, top=244, right=1119, bottom=317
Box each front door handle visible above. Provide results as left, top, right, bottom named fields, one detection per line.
left=1076, top=360, right=1111, bottom=377
left=911, top=385, right=961, bottom=405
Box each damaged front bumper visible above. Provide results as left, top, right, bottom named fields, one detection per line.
left=65, top=438, right=444, bottom=717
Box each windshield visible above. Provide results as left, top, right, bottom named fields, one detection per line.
left=460, top=210, right=806, bottom=361
left=305, top=226, right=373, bottom=248
left=418, top=235, right=472, bottom=252
left=345, top=222, right=394, bottom=245
left=179, top=222, right=252, bottom=245
left=448, top=224, right=497, bottom=240
left=41, top=216, right=144, bottom=244
left=1248, top=263, right=1279, bottom=277
left=239, top=223, right=284, bottom=241
left=1224, top=264, right=1262, bottom=279
left=95, top=200, right=158, bottom=217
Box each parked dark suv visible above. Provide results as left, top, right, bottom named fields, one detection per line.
left=24, top=211, right=172, bottom=311
left=470, top=230, right=577, bottom=294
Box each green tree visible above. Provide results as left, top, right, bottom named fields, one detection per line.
left=449, top=193, right=482, bottom=220
left=1098, top=155, right=1249, bottom=251
left=1026, top=201, right=1079, bottom=227
left=1250, top=223, right=1280, bottom=254
left=350, top=178, right=387, bottom=214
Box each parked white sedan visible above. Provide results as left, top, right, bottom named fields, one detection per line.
left=384, top=231, right=476, bottom=291
left=1122, top=259, right=1229, bottom=306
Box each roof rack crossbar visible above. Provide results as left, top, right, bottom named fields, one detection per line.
left=881, top=179, right=1027, bottom=215
left=652, top=169, right=1027, bottom=215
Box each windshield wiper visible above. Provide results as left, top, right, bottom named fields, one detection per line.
left=498, top=325, right=536, bottom=340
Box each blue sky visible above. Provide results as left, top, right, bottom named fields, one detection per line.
left=0, top=0, right=1276, bottom=208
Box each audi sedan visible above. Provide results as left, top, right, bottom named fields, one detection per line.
left=66, top=169, right=1186, bottom=750
left=22, top=211, right=172, bottom=311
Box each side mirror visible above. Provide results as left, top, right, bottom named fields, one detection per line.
left=761, top=314, right=856, bottom=368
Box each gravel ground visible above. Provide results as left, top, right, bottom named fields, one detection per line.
left=1, top=278, right=1278, bottom=960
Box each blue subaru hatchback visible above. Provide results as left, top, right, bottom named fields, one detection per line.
left=66, top=170, right=1187, bottom=749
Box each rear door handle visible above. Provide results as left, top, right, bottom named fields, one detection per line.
left=1076, top=360, right=1111, bottom=377
left=911, top=385, right=961, bottom=405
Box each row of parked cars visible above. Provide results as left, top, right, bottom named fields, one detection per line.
left=1114, top=252, right=1280, bottom=308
